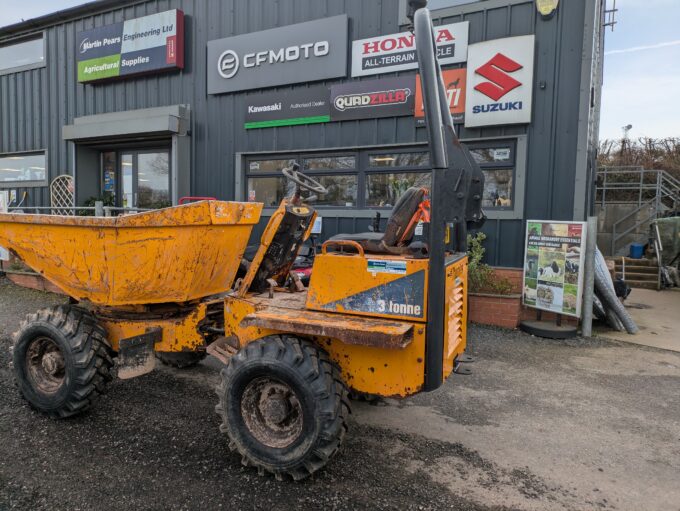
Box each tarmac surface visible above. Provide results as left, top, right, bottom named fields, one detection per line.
left=595, top=287, right=680, bottom=352
left=1, top=277, right=679, bottom=510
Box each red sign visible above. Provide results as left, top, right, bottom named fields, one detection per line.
left=415, top=68, right=466, bottom=124
left=474, top=53, right=523, bottom=101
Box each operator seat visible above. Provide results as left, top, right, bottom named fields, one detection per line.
left=329, top=187, right=429, bottom=254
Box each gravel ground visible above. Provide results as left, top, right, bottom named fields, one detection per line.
left=1, top=277, right=679, bottom=510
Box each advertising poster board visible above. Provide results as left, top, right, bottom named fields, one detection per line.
left=0, top=191, right=8, bottom=261
left=523, top=220, right=587, bottom=317
left=77, top=9, right=184, bottom=83
left=415, top=68, right=466, bottom=125
left=244, top=87, right=330, bottom=129
left=330, top=76, right=416, bottom=122
left=352, top=22, right=468, bottom=77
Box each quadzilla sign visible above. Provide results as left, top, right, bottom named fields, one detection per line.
left=351, top=21, right=468, bottom=77
left=465, top=35, right=535, bottom=127
left=244, top=87, right=330, bottom=129
left=330, top=76, right=416, bottom=122
left=208, top=15, right=348, bottom=94
left=76, top=9, right=184, bottom=83
left=415, top=68, right=466, bottom=125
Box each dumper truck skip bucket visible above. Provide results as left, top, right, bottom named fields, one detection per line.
left=0, top=201, right=262, bottom=305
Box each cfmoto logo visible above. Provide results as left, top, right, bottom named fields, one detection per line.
left=474, top=53, right=523, bottom=101
left=218, top=50, right=240, bottom=79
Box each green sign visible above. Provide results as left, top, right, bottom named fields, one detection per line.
left=76, top=9, right=184, bottom=83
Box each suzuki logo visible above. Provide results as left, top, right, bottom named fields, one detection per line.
left=474, top=53, right=523, bottom=101
left=218, top=50, right=240, bottom=79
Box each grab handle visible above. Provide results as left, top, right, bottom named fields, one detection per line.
left=321, top=240, right=365, bottom=257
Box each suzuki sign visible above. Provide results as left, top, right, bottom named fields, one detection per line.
left=207, top=16, right=348, bottom=94
left=351, top=22, right=469, bottom=77
left=465, top=35, right=535, bottom=127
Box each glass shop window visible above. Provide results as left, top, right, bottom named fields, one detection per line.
left=468, top=143, right=516, bottom=209
left=0, top=36, right=45, bottom=74
left=0, top=152, right=47, bottom=186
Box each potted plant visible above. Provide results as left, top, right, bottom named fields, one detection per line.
left=467, top=232, right=523, bottom=329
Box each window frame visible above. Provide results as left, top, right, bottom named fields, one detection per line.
left=0, top=150, right=49, bottom=188
left=465, top=140, right=517, bottom=211
left=0, top=33, right=46, bottom=76
left=237, top=135, right=526, bottom=219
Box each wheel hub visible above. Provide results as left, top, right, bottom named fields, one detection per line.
left=241, top=377, right=303, bottom=449
left=26, top=337, right=66, bottom=395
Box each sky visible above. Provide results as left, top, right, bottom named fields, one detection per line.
left=0, top=0, right=678, bottom=141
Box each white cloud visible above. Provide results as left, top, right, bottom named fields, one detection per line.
left=605, top=40, right=680, bottom=56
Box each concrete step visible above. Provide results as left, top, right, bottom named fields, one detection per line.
left=616, top=271, right=659, bottom=281
left=612, top=257, right=657, bottom=266
left=625, top=279, right=659, bottom=290
left=614, top=265, right=658, bottom=275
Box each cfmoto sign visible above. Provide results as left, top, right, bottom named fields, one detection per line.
left=208, top=16, right=347, bottom=94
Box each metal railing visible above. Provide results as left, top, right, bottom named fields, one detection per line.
left=8, top=204, right=151, bottom=216
left=597, top=167, right=680, bottom=254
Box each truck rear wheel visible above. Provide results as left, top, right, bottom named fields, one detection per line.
left=12, top=305, right=114, bottom=418
left=215, top=335, right=350, bottom=480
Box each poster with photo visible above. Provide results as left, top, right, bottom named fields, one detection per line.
left=522, top=220, right=587, bottom=318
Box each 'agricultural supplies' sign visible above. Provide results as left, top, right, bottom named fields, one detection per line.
left=351, top=22, right=468, bottom=77
left=77, top=9, right=184, bottom=83
left=522, top=221, right=587, bottom=318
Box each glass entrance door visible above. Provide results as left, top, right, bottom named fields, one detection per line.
left=106, top=149, right=170, bottom=209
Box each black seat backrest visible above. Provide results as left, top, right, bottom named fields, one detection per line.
left=382, top=187, right=427, bottom=247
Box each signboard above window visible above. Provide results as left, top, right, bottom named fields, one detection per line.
left=351, top=21, right=468, bottom=77
left=76, top=9, right=184, bottom=83
left=207, top=15, right=348, bottom=95
left=465, top=35, right=535, bottom=127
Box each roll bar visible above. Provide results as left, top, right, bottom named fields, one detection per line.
left=409, top=1, right=485, bottom=391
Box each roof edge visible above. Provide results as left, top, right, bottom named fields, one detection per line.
left=0, top=0, right=143, bottom=40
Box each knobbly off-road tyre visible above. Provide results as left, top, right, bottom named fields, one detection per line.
left=215, top=335, right=350, bottom=480
left=12, top=305, right=114, bottom=419
left=156, top=351, right=206, bottom=369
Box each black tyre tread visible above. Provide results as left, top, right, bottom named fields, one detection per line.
left=215, top=335, right=350, bottom=481
left=156, top=351, right=206, bottom=369
left=13, top=305, right=114, bottom=419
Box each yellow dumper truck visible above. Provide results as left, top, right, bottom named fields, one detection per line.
left=0, top=0, right=484, bottom=480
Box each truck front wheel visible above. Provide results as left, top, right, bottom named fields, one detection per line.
left=12, top=305, right=114, bottom=418
left=215, top=335, right=350, bottom=480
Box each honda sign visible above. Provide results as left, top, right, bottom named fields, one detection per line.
left=207, top=16, right=348, bottom=94
left=465, top=35, right=535, bottom=127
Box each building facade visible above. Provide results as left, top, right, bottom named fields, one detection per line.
left=0, top=0, right=605, bottom=267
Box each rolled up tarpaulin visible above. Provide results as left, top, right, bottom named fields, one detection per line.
left=594, top=248, right=639, bottom=334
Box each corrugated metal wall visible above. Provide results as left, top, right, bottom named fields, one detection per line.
left=0, top=0, right=596, bottom=267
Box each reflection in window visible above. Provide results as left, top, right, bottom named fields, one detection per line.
left=0, top=152, right=46, bottom=184
left=365, top=172, right=431, bottom=207
left=247, top=176, right=287, bottom=207
left=303, top=156, right=355, bottom=171
left=312, top=175, right=357, bottom=206
left=0, top=37, right=44, bottom=73
left=137, top=152, right=171, bottom=209
left=248, top=159, right=296, bottom=173
left=369, top=152, right=430, bottom=168
left=482, top=169, right=513, bottom=208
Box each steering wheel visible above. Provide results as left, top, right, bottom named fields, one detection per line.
left=282, top=163, right=328, bottom=195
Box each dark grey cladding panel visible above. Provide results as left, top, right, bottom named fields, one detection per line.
left=0, top=0, right=599, bottom=266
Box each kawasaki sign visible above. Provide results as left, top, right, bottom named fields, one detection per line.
left=207, top=16, right=348, bottom=94
left=76, top=9, right=184, bottom=83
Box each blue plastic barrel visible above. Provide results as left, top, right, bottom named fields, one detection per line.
left=629, top=243, right=645, bottom=259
